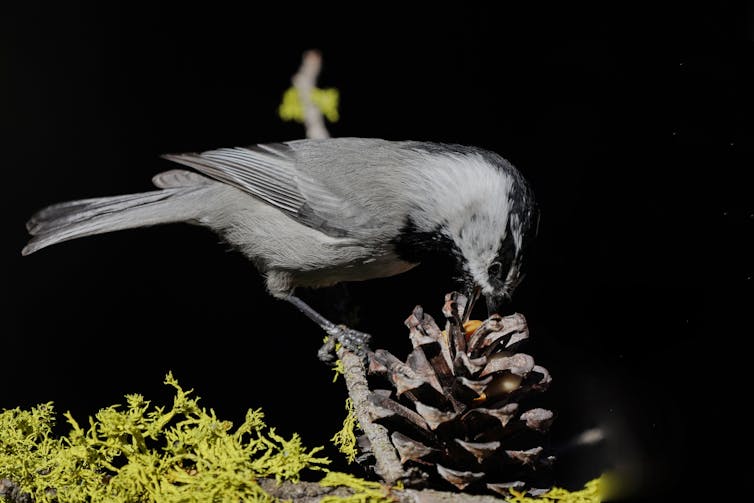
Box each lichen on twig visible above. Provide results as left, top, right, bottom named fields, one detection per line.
left=279, top=49, right=339, bottom=139
left=331, top=398, right=359, bottom=464
left=336, top=347, right=410, bottom=485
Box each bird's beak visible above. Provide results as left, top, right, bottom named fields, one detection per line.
left=462, top=285, right=482, bottom=323
left=485, top=291, right=510, bottom=317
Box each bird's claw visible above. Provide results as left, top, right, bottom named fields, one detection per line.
left=317, top=336, right=337, bottom=362
left=318, top=324, right=372, bottom=363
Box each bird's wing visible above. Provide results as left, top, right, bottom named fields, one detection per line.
left=162, top=143, right=373, bottom=238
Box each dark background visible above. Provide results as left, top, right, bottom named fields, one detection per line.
left=2, top=3, right=751, bottom=501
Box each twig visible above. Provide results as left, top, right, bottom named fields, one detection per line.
left=259, top=477, right=506, bottom=503
left=292, top=50, right=330, bottom=140
left=0, top=479, right=32, bottom=503
left=1, top=474, right=504, bottom=503
left=336, top=346, right=408, bottom=485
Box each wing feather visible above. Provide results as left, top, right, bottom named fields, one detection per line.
left=163, top=147, right=302, bottom=214
left=162, top=143, right=359, bottom=236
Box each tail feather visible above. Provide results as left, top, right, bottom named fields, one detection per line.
left=27, top=195, right=136, bottom=231
left=22, top=186, right=209, bottom=256
left=27, top=191, right=178, bottom=235
left=27, top=169, right=210, bottom=234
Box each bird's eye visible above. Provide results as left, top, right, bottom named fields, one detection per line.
left=488, top=261, right=503, bottom=278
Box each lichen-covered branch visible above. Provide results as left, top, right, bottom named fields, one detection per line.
left=336, top=347, right=409, bottom=485
left=0, top=374, right=330, bottom=502
left=0, top=371, right=601, bottom=502
left=259, top=477, right=515, bottom=503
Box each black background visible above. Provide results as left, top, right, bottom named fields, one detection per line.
left=2, top=3, right=751, bottom=501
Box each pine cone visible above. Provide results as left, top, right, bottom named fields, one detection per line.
left=366, top=292, right=554, bottom=495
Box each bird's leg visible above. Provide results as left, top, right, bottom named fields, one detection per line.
left=285, top=294, right=371, bottom=362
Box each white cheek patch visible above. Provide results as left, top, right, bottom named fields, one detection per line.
left=407, top=152, right=514, bottom=294
left=409, top=154, right=512, bottom=231
left=451, top=213, right=504, bottom=295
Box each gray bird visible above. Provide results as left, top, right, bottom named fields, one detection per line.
left=23, top=138, right=539, bottom=354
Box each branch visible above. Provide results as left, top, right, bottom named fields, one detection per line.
left=292, top=50, right=330, bottom=140
left=259, top=478, right=509, bottom=503
left=337, top=347, right=409, bottom=485
left=2, top=474, right=505, bottom=503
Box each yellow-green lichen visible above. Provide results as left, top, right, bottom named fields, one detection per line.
left=331, top=358, right=345, bottom=382
left=330, top=399, right=359, bottom=464
left=279, top=87, right=340, bottom=123
left=506, top=475, right=604, bottom=503
left=318, top=471, right=395, bottom=503
left=0, top=372, right=329, bottom=502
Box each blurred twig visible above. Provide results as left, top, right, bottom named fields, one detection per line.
left=293, top=50, right=330, bottom=140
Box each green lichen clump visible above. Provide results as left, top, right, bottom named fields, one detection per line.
left=278, top=87, right=340, bottom=123
left=319, top=472, right=396, bottom=503
left=330, top=398, right=359, bottom=465
left=506, top=477, right=605, bottom=503
left=0, top=373, right=330, bottom=502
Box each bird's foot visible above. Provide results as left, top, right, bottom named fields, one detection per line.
left=318, top=324, right=372, bottom=363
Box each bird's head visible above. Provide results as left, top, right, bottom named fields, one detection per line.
left=394, top=144, right=539, bottom=318
left=456, top=198, right=539, bottom=318
left=427, top=150, right=539, bottom=317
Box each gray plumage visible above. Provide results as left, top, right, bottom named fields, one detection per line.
left=23, top=138, right=538, bottom=319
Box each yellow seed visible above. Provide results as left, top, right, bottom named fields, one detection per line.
left=444, top=320, right=483, bottom=344
left=463, top=319, right=483, bottom=337
left=472, top=392, right=487, bottom=403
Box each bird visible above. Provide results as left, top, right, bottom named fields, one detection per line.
left=22, top=138, right=539, bottom=356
